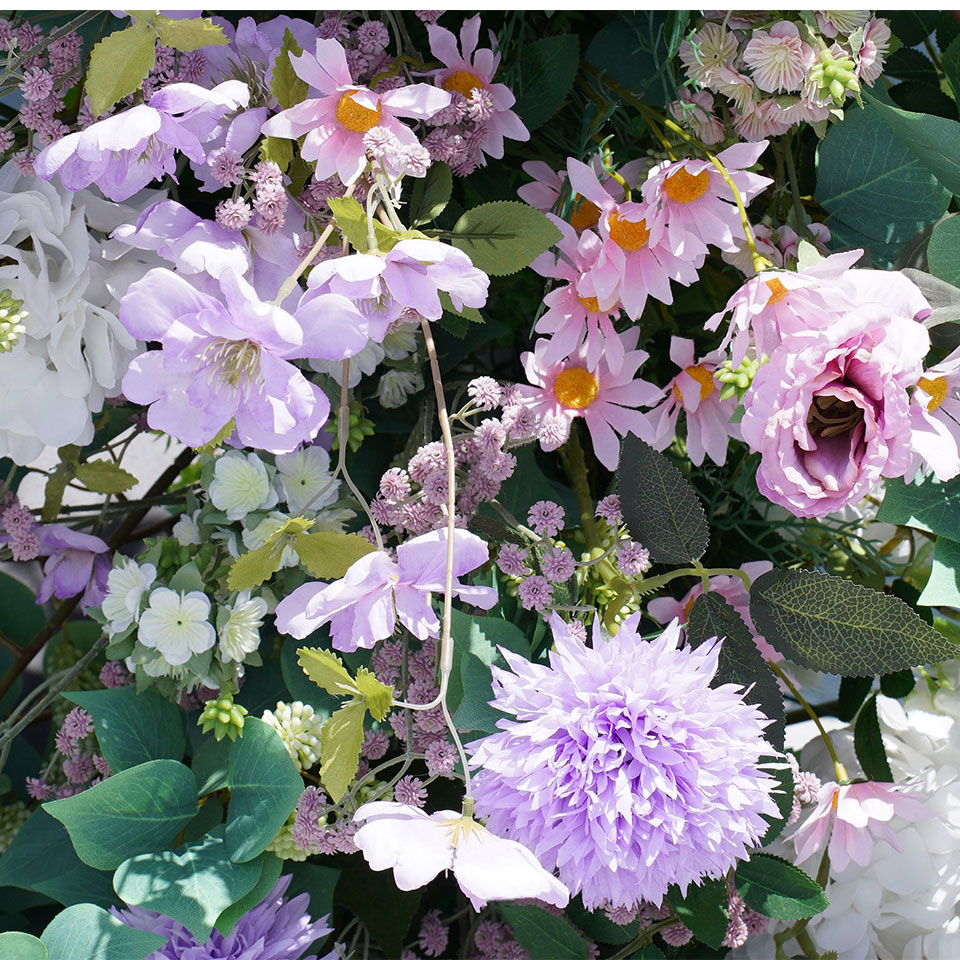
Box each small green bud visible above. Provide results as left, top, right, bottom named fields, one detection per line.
left=199, top=693, right=248, bottom=741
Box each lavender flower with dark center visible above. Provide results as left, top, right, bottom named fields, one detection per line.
left=470, top=614, right=780, bottom=909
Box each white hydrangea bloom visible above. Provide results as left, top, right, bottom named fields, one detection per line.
left=377, top=368, right=423, bottom=409
left=274, top=444, right=339, bottom=515
left=261, top=700, right=324, bottom=771
left=172, top=509, right=202, bottom=546
left=138, top=588, right=216, bottom=666
left=101, top=557, right=157, bottom=635
left=0, top=164, right=163, bottom=463
left=209, top=451, right=278, bottom=521
left=218, top=592, right=268, bottom=663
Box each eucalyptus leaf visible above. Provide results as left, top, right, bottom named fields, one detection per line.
left=41, top=903, right=164, bottom=960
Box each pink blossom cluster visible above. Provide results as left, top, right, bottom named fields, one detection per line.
left=674, top=13, right=891, bottom=142
left=26, top=706, right=112, bottom=801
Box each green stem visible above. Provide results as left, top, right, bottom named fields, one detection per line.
left=559, top=423, right=601, bottom=550
left=784, top=131, right=814, bottom=242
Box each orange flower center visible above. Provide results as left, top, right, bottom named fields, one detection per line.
left=918, top=375, right=948, bottom=411
left=570, top=194, right=601, bottom=231
left=442, top=70, right=484, bottom=99
left=663, top=167, right=710, bottom=204
left=607, top=210, right=650, bottom=251
left=553, top=367, right=599, bottom=409
left=765, top=278, right=789, bottom=305
left=336, top=92, right=381, bottom=133
left=672, top=364, right=716, bottom=402
left=577, top=294, right=603, bottom=313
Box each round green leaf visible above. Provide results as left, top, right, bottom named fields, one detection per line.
left=928, top=216, right=960, bottom=287
left=42, top=903, right=164, bottom=960
left=0, top=931, right=47, bottom=960
left=43, top=760, right=198, bottom=870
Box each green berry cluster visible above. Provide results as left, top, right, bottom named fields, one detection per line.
left=199, top=693, right=248, bottom=741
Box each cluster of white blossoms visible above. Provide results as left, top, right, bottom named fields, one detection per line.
left=262, top=700, right=324, bottom=771
left=740, top=668, right=960, bottom=960
left=0, top=162, right=162, bottom=463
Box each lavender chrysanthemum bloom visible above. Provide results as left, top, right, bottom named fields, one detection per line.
left=114, top=874, right=334, bottom=960
left=470, top=613, right=780, bottom=909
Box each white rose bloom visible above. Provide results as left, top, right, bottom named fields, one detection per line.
left=208, top=451, right=278, bottom=521
left=172, top=509, right=202, bottom=546
left=101, top=557, right=157, bottom=635
left=377, top=368, right=423, bottom=409
left=138, top=588, right=216, bottom=666
left=275, top=444, right=339, bottom=515
left=242, top=514, right=299, bottom=568
left=0, top=164, right=163, bottom=463
left=218, top=592, right=268, bottom=663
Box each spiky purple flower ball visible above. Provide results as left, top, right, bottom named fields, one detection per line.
left=470, top=614, right=780, bottom=909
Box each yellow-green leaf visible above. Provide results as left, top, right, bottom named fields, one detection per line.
left=42, top=468, right=70, bottom=522
left=154, top=15, right=228, bottom=51
left=86, top=20, right=157, bottom=117
left=271, top=28, right=308, bottom=111
left=226, top=517, right=314, bottom=592
left=259, top=136, right=293, bottom=174
left=194, top=418, right=235, bottom=455
left=75, top=461, right=138, bottom=495
left=319, top=700, right=366, bottom=802
left=293, top=531, right=376, bottom=580
left=297, top=647, right=361, bottom=699
left=328, top=196, right=370, bottom=252
left=355, top=667, right=393, bottom=722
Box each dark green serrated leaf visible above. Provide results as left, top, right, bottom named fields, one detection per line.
left=749, top=568, right=957, bottom=676
left=877, top=474, right=960, bottom=540
left=564, top=897, right=639, bottom=945
left=837, top=675, right=874, bottom=722
left=43, top=760, right=198, bottom=871
left=687, top=593, right=785, bottom=750
left=943, top=33, right=960, bottom=102
left=65, top=686, right=185, bottom=773
left=225, top=719, right=303, bottom=863
left=513, top=34, right=580, bottom=131
left=41, top=902, right=164, bottom=960
left=618, top=435, right=709, bottom=564
left=854, top=693, right=893, bottom=781
left=409, top=162, right=452, bottom=225
left=880, top=668, right=916, bottom=698
left=759, top=754, right=794, bottom=846
left=735, top=853, right=829, bottom=921
left=451, top=201, right=561, bottom=276
left=499, top=904, right=589, bottom=960
left=667, top=878, right=728, bottom=949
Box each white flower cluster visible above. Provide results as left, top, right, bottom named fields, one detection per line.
left=0, top=163, right=162, bottom=463
left=262, top=700, right=324, bottom=770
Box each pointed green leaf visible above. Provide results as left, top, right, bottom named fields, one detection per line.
left=854, top=693, right=893, bottom=782
left=42, top=464, right=72, bottom=522
left=86, top=21, right=157, bottom=117
left=227, top=519, right=312, bottom=593
left=667, top=877, right=728, bottom=949
left=297, top=647, right=361, bottom=699
left=499, top=904, right=589, bottom=960
left=837, top=675, right=874, bottom=721
left=409, top=162, right=452, bottom=225
left=259, top=136, right=293, bottom=173
left=735, top=853, right=829, bottom=921
left=451, top=201, right=561, bottom=276
left=877, top=474, right=960, bottom=540
left=618, top=434, right=709, bottom=564
left=329, top=196, right=371, bottom=252
left=749, top=568, right=957, bottom=676
left=41, top=903, right=164, bottom=960
left=513, top=34, right=580, bottom=130
left=320, top=700, right=366, bottom=802
left=43, top=760, right=198, bottom=870
left=75, top=460, right=138, bottom=494
left=355, top=666, right=393, bottom=721
left=225, top=718, right=303, bottom=863
left=271, top=28, right=308, bottom=110
left=293, top=530, right=376, bottom=580
left=113, top=833, right=261, bottom=941
left=154, top=16, right=228, bottom=52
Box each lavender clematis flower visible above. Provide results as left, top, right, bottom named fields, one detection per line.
left=120, top=267, right=366, bottom=453
left=353, top=801, right=569, bottom=911
left=34, top=81, right=249, bottom=202
left=114, top=874, right=335, bottom=960
left=36, top=524, right=110, bottom=611
left=274, top=528, right=497, bottom=651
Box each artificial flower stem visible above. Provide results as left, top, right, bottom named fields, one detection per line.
left=767, top=659, right=849, bottom=782
left=559, top=424, right=602, bottom=550
left=783, top=130, right=815, bottom=242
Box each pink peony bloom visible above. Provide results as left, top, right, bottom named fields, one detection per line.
left=643, top=337, right=740, bottom=466
left=909, top=344, right=960, bottom=481
left=426, top=15, right=529, bottom=161
left=791, top=780, right=930, bottom=873
left=516, top=329, right=660, bottom=470
left=353, top=800, right=569, bottom=910
left=274, top=528, right=496, bottom=651
left=740, top=307, right=930, bottom=518
left=641, top=141, right=772, bottom=257
left=530, top=215, right=626, bottom=373
left=261, top=38, right=450, bottom=184
left=35, top=81, right=249, bottom=201
left=742, top=21, right=817, bottom=93
left=566, top=159, right=700, bottom=320
left=120, top=268, right=369, bottom=452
